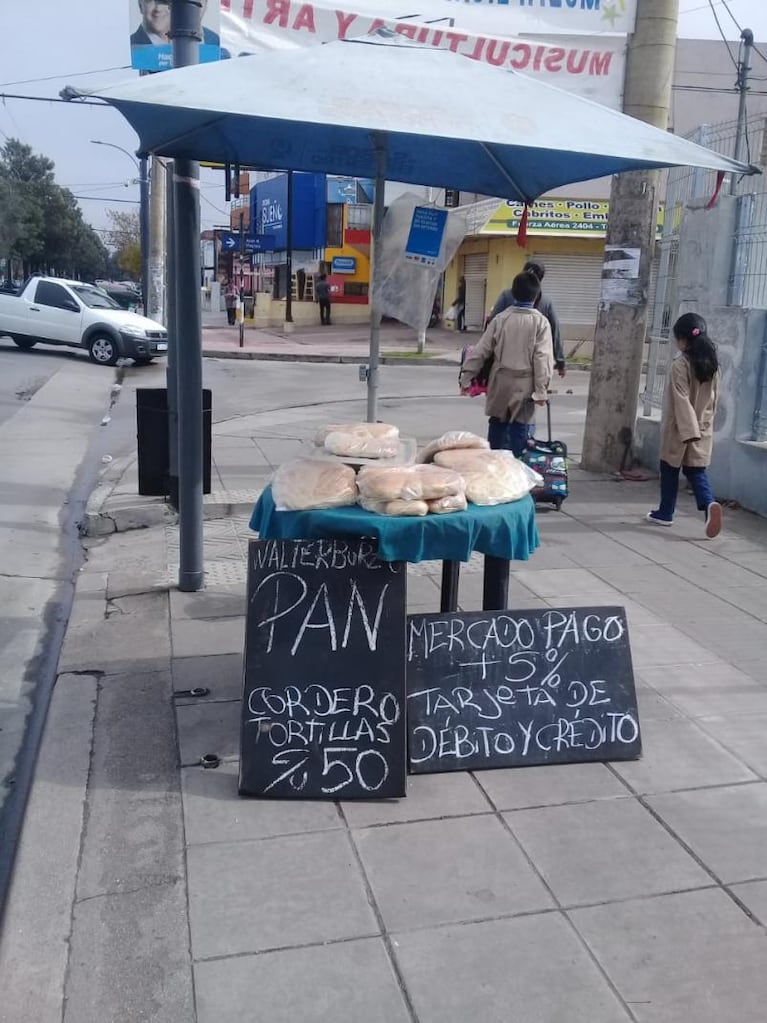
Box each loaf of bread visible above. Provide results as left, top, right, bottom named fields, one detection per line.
left=323, top=432, right=400, bottom=459
left=357, top=464, right=464, bottom=501
left=272, top=459, right=357, bottom=511
left=427, top=493, right=468, bottom=514
left=314, top=422, right=399, bottom=447
left=359, top=496, right=429, bottom=517
left=416, top=431, right=489, bottom=464
left=432, top=449, right=507, bottom=472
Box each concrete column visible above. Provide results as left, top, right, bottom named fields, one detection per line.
left=581, top=0, right=679, bottom=473
left=147, top=155, right=167, bottom=324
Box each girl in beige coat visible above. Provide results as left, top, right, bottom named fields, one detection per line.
left=647, top=312, right=722, bottom=538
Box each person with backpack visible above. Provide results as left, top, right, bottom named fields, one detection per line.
left=460, top=269, right=553, bottom=456
left=646, top=312, right=723, bottom=538
left=489, top=260, right=566, bottom=377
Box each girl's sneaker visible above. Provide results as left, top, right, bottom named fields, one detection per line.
left=705, top=502, right=723, bottom=539
left=646, top=511, right=672, bottom=527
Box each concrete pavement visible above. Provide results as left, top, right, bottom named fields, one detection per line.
left=0, top=346, right=119, bottom=890
left=2, top=360, right=767, bottom=1022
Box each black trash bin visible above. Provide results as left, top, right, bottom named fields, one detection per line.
left=136, top=388, right=212, bottom=498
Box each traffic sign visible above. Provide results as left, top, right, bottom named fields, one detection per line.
left=219, top=232, right=276, bottom=253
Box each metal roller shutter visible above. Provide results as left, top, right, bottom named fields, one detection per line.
left=533, top=253, right=603, bottom=325
left=463, top=253, right=489, bottom=329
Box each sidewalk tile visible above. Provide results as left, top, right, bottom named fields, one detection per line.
left=187, top=831, right=378, bottom=959
left=512, top=568, right=620, bottom=598
left=716, top=585, right=767, bottom=622
left=176, top=700, right=239, bottom=766
left=476, top=762, right=628, bottom=811
left=182, top=762, right=341, bottom=845
left=648, top=783, right=767, bottom=884
left=506, top=798, right=710, bottom=907
left=393, top=912, right=631, bottom=1023
left=639, top=662, right=767, bottom=718
left=730, top=880, right=767, bottom=926
left=628, top=625, right=718, bottom=668
left=194, top=938, right=411, bottom=1023
left=571, top=888, right=767, bottom=1023
left=171, top=615, right=245, bottom=657
left=170, top=588, right=247, bottom=620
left=635, top=682, right=684, bottom=721
left=342, top=771, right=490, bottom=828
left=696, top=714, right=767, bottom=778
left=353, top=814, right=553, bottom=931
left=612, top=717, right=756, bottom=794
left=65, top=882, right=195, bottom=1023
left=676, top=620, right=767, bottom=664
left=172, top=652, right=243, bottom=705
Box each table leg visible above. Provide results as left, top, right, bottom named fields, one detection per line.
left=440, top=560, right=460, bottom=612
left=483, top=557, right=510, bottom=610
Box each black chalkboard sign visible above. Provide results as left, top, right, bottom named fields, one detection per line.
left=407, top=607, right=641, bottom=774
left=240, top=538, right=407, bottom=799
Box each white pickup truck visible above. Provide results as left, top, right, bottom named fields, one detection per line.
left=0, top=276, right=168, bottom=365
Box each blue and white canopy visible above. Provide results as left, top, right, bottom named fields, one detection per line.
left=75, top=38, right=754, bottom=202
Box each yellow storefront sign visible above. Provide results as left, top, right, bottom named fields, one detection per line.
left=481, top=199, right=665, bottom=238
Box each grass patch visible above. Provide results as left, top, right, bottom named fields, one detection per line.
left=381, top=350, right=437, bottom=359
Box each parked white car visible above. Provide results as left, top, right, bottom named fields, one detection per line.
left=0, top=276, right=167, bottom=365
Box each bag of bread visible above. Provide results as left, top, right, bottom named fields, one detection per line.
left=314, top=422, right=398, bottom=446
left=272, top=459, right=357, bottom=511
left=448, top=451, right=540, bottom=506
left=359, top=496, right=429, bottom=517
left=416, top=431, right=489, bottom=464
left=357, top=464, right=464, bottom=501
left=323, top=431, right=400, bottom=459
left=427, top=493, right=468, bottom=514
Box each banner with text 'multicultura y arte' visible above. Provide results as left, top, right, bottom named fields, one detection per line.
left=218, top=0, right=638, bottom=109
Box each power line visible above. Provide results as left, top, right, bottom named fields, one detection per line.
left=0, top=66, right=130, bottom=89
left=716, top=0, right=767, bottom=67
left=680, top=0, right=742, bottom=13
left=706, top=0, right=739, bottom=70
left=72, top=195, right=140, bottom=204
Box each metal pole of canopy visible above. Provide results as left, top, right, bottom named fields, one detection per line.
left=171, top=0, right=204, bottom=592
left=366, top=134, right=387, bottom=423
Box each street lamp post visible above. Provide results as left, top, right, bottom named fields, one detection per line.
left=91, top=140, right=150, bottom=311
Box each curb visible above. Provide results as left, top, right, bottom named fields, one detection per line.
left=81, top=490, right=262, bottom=537
left=202, top=349, right=460, bottom=366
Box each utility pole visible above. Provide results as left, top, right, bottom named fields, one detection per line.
left=581, top=0, right=679, bottom=473
left=285, top=169, right=294, bottom=329
left=731, top=28, right=754, bottom=191
left=171, top=0, right=203, bottom=592
left=148, top=154, right=167, bottom=323
left=139, top=155, right=150, bottom=314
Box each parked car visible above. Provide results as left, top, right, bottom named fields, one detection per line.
left=0, top=276, right=167, bottom=365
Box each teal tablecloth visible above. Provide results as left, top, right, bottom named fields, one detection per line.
left=249, top=486, right=539, bottom=563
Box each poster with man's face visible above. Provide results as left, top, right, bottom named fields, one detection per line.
left=129, top=0, right=221, bottom=72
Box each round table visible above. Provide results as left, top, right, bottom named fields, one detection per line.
left=250, top=486, right=539, bottom=611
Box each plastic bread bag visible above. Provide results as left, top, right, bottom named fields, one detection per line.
left=271, top=459, right=357, bottom=511
left=357, top=464, right=464, bottom=502
left=314, top=422, right=399, bottom=446
left=359, top=496, right=429, bottom=517
left=427, top=493, right=468, bottom=514
left=323, top=432, right=400, bottom=459
left=416, top=431, right=490, bottom=464
left=458, top=452, right=543, bottom=506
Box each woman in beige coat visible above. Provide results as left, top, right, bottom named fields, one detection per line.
left=647, top=312, right=722, bottom=538
left=459, top=270, right=553, bottom=456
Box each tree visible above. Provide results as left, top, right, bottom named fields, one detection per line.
left=105, top=208, right=141, bottom=279
left=0, top=139, right=112, bottom=281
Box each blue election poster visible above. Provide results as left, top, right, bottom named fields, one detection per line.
left=404, top=207, right=448, bottom=268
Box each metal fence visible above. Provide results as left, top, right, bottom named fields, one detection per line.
left=643, top=115, right=767, bottom=415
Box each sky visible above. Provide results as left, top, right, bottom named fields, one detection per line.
left=1, top=0, right=766, bottom=250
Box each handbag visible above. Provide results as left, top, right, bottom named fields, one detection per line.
left=460, top=345, right=493, bottom=396
left=445, top=303, right=458, bottom=322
